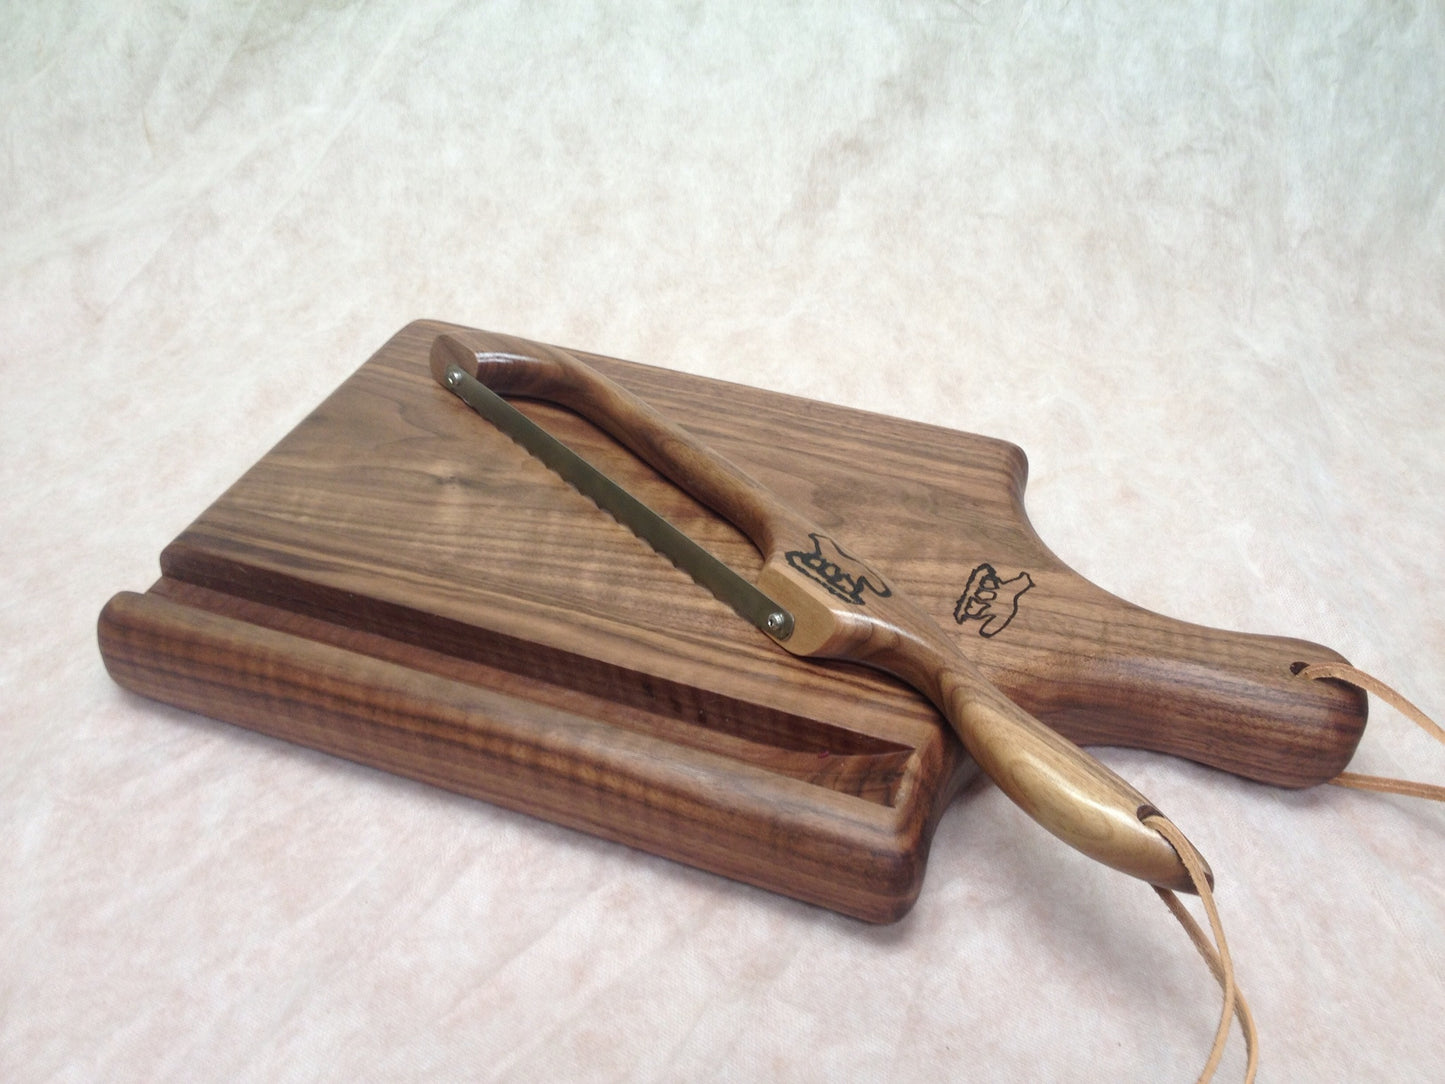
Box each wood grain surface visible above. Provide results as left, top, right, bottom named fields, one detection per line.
left=98, top=319, right=1367, bottom=921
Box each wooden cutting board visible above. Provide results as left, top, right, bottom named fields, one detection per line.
left=98, top=319, right=1365, bottom=922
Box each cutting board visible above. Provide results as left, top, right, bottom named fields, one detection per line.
left=98, top=320, right=1366, bottom=922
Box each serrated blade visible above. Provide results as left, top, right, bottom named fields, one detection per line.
left=442, top=364, right=793, bottom=640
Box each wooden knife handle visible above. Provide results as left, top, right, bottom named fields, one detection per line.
left=934, top=642, right=1190, bottom=886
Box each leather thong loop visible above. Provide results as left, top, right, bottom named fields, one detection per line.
left=1296, top=662, right=1445, bottom=803
left=1145, top=814, right=1259, bottom=1083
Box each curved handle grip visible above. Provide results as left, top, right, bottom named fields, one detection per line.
left=938, top=644, right=1198, bottom=887
left=433, top=331, right=1202, bottom=891
left=430, top=329, right=579, bottom=402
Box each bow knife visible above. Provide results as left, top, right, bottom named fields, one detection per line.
left=430, top=332, right=1205, bottom=892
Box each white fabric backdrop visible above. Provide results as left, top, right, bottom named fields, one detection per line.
left=3, top=3, right=1442, bottom=1080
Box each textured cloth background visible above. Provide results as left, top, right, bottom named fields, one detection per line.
left=3, top=3, right=1443, bottom=1080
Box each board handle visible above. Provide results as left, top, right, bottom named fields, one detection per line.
left=431, top=332, right=1202, bottom=891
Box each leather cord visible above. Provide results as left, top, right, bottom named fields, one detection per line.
left=1146, top=814, right=1259, bottom=1083
left=1138, top=660, right=1441, bottom=1081
left=1296, top=662, right=1445, bottom=803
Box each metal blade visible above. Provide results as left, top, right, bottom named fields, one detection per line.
left=442, top=364, right=793, bottom=641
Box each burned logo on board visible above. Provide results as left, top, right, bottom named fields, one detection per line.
left=954, top=563, right=1033, bottom=638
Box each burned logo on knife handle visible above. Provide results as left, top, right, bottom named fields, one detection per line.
left=785, top=533, right=892, bottom=606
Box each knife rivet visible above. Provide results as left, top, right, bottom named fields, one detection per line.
left=446, top=367, right=463, bottom=387
left=765, top=612, right=787, bottom=634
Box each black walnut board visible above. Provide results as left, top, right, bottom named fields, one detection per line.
left=98, top=320, right=1365, bottom=922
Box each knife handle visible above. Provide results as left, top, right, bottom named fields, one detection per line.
left=935, top=652, right=1193, bottom=886
left=912, top=622, right=1201, bottom=887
